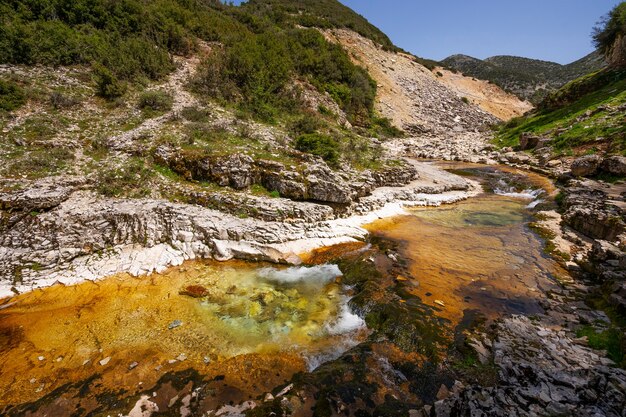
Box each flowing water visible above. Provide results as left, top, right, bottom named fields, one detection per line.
left=0, top=165, right=567, bottom=412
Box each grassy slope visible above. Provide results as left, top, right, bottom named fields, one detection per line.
left=495, top=69, right=626, bottom=155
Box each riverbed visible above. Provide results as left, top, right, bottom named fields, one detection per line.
left=0, top=165, right=568, bottom=416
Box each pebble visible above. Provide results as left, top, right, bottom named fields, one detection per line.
left=434, top=300, right=446, bottom=307
left=177, top=353, right=187, bottom=362
left=168, top=320, right=183, bottom=330
left=99, top=357, right=111, bottom=366
left=129, top=361, right=139, bottom=370
left=38, top=356, right=45, bottom=361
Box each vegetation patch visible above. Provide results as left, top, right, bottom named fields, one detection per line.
left=576, top=325, right=626, bottom=368
left=495, top=69, right=626, bottom=154
left=0, top=78, right=26, bottom=112
left=138, top=90, right=174, bottom=114
left=5, top=147, right=74, bottom=179
left=192, top=28, right=376, bottom=125
left=96, top=158, right=154, bottom=197
left=294, top=133, right=340, bottom=165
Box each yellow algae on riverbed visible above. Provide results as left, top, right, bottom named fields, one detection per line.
left=367, top=194, right=565, bottom=323
left=0, top=260, right=364, bottom=406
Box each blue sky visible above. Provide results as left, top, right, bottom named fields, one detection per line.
left=338, top=0, right=619, bottom=64
left=232, top=1, right=620, bottom=64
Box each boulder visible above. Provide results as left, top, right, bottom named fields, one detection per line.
left=610, top=282, right=626, bottom=316
left=590, top=240, right=625, bottom=264
left=260, top=171, right=307, bottom=200
left=519, top=133, right=540, bottom=150
left=600, top=155, right=626, bottom=176
left=209, top=154, right=255, bottom=190
left=304, top=166, right=354, bottom=204
left=570, top=155, right=602, bottom=177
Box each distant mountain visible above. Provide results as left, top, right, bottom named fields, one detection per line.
left=442, top=51, right=606, bottom=104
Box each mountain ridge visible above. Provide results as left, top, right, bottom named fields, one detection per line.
left=442, top=51, right=606, bottom=103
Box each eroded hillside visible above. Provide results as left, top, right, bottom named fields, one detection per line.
left=434, top=67, right=533, bottom=120
left=324, top=29, right=529, bottom=136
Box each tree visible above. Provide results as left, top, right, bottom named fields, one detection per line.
left=593, top=2, right=626, bottom=65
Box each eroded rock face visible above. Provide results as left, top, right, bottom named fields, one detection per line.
left=154, top=145, right=419, bottom=204
left=429, top=316, right=626, bottom=417
left=562, top=185, right=626, bottom=242
left=0, top=161, right=474, bottom=295
left=589, top=240, right=626, bottom=281
left=571, top=155, right=603, bottom=177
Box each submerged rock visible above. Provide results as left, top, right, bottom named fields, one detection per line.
left=168, top=320, right=183, bottom=330
left=179, top=285, right=209, bottom=298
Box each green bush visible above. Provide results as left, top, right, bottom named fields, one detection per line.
left=97, top=158, right=153, bottom=197
left=49, top=91, right=80, bottom=109
left=241, top=0, right=397, bottom=51
left=294, top=133, right=340, bottom=164
left=193, top=28, right=376, bottom=125
left=94, top=66, right=126, bottom=100
left=289, top=114, right=323, bottom=135
left=138, top=90, right=174, bottom=112
left=0, top=78, right=26, bottom=111
left=369, top=116, right=404, bottom=138
left=577, top=326, right=626, bottom=368
left=593, top=3, right=626, bottom=58
left=0, top=0, right=243, bottom=82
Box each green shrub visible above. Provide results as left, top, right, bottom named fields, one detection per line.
left=0, top=0, right=244, bottom=82
left=289, top=114, right=323, bottom=135
left=0, top=78, right=26, bottom=111
left=94, top=66, right=126, bottom=100
left=7, top=147, right=74, bottom=178
left=461, top=96, right=470, bottom=104
left=294, top=133, right=340, bottom=164
left=193, top=28, right=376, bottom=125
left=241, top=0, right=397, bottom=51
left=181, top=106, right=210, bottom=122
left=138, top=90, right=174, bottom=112
left=49, top=91, right=80, bottom=109
left=369, top=116, right=404, bottom=138
left=576, top=326, right=626, bottom=368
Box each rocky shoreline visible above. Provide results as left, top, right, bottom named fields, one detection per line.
left=392, top=133, right=626, bottom=417
left=0, top=160, right=480, bottom=298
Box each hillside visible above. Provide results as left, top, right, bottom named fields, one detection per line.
left=442, top=51, right=606, bottom=103
left=496, top=68, right=626, bottom=155
left=433, top=66, right=533, bottom=120
left=241, top=0, right=397, bottom=50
